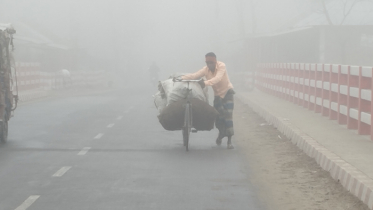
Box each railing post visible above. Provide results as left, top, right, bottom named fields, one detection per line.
left=303, top=64, right=310, bottom=108
left=347, top=66, right=359, bottom=130
left=315, top=64, right=323, bottom=113
left=338, top=65, right=348, bottom=125
left=358, top=67, right=372, bottom=135
left=308, top=64, right=316, bottom=111
left=322, top=64, right=331, bottom=117
left=371, top=71, right=373, bottom=140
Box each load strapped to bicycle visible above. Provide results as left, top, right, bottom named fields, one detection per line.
left=154, top=75, right=219, bottom=151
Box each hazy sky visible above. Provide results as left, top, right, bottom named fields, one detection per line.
left=0, top=0, right=317, bottom=75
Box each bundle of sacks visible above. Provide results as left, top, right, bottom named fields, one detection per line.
left=154, top=74, right=219, bottom=131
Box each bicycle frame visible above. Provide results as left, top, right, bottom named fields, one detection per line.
left=173, top=78, right=202, bottom=151
left=184, top=81, right=193, bottom=129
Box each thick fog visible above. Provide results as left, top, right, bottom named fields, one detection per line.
left=1, top=0, right=373, bottom=80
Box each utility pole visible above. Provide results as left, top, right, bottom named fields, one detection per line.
left=212, top=0, right=221, bottom=53
left=236, top=0, right=246, bottom=39
left=69, top=1, right=80, bottom=71
left=235, top=0, right=249, bottom=72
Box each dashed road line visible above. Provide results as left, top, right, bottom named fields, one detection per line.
left=124, top=106, right=134, bottom=114
left=77, top=147, right=91, bottom=155
left=94, top=133, right=104, bottom=139
left=117, top=116, right=123, bottom=120
left=15, top=195, right=40, bottom=210
left=107, top=123, right=115, bottom=128
left=52, top=166, right=72, bottom=177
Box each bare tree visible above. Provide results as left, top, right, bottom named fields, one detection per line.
left=321, top=0, right=334, bottom=25
left=340, top=0, right=362, bottom=24
left=321, top=0, right=370, bottom=25
left=320, top=0, right=373, bottom=64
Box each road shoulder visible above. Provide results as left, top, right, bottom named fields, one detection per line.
left=234, top=97, right=370, bottom=210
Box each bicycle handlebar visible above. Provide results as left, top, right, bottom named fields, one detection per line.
left=173, top=77, right=202, bottom=82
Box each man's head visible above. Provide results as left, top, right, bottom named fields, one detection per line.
left=205, top=52, right=217, bottom=71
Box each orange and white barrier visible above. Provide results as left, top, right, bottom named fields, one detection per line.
left=15, top=62, right=42, bottom=91
left=14, top=62, right=107, bottom=101
left=256, top=63, right=373, bottom=140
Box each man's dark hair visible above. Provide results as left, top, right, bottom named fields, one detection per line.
left=205, top=52, right=216, bottom=58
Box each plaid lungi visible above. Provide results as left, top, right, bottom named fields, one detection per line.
left=213, top=89, right=235, bottom=137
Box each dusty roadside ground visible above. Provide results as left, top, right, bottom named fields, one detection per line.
left=234, top=98, right=369, bottom=210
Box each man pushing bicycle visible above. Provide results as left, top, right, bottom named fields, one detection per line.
left=181, top=52, right=235, bottom=149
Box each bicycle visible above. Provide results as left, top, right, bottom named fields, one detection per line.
left=173, top=77, right=202, bottom=151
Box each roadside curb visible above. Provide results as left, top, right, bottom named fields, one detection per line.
left=236, top=93, right=373, bottom=209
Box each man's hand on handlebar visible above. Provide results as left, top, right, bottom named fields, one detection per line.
left=172, top=76, right=182, bottom=82
left=198, top=79, right=205, bottom=88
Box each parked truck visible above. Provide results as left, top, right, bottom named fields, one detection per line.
left=0, top=23, right=18, bottom=143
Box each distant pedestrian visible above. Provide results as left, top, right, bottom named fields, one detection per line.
left=148, top=62, right=160, bottom=86
left=60, top=69, right=71, bottom=88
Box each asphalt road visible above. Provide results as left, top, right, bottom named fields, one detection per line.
left=0, top=86, right=263, bottom=210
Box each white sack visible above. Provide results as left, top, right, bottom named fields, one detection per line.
left=161, top=78, right=208, bottom=106
left=154, top=91, right=167, bottom=114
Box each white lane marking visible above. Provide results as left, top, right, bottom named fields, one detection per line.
left=77, top=147, right=91, bottom=155
left=117, top=116, right=123, bottom=120
left=124, top=106, right=135, bottom=114
left=94, top=133, right=104, bottom=139
left=107, top=123, right=115, bottom=128
left=15, top=195, right=40, bottom=210
left=52, top=166, right=72, bottom=177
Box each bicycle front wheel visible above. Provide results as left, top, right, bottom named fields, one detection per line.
left=183, top=103, right=192, bottom=151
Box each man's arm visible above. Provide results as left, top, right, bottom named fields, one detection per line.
left=204, top=64, right=226, bottom=86
left=182, top=68, right=206, bottom=80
